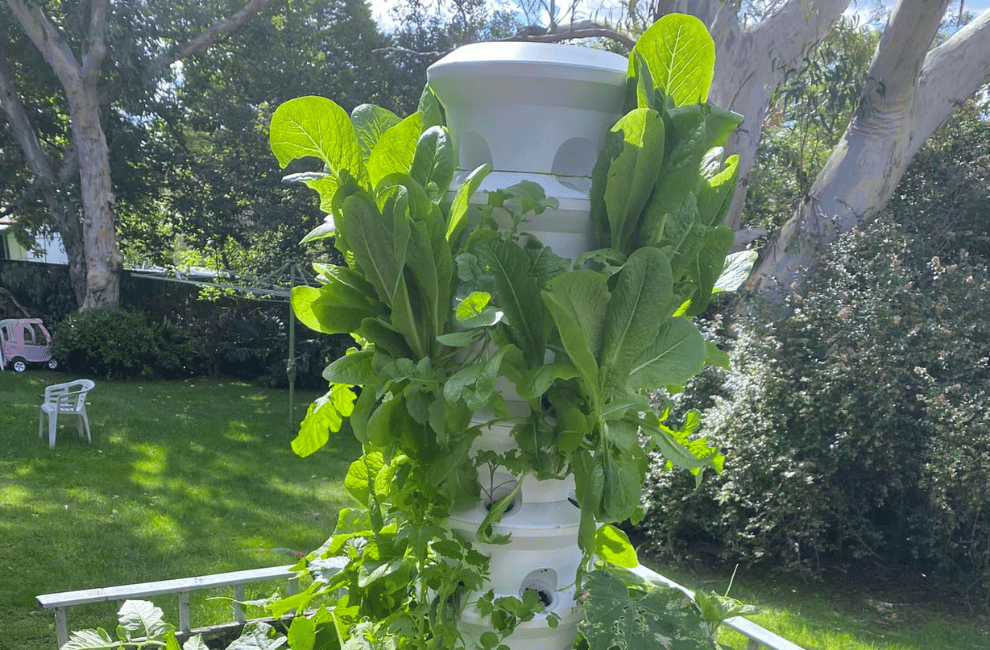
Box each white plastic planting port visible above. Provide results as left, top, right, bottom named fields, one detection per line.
left=427, top=42, right=627, bottom=177
left=458, top=131, right=493, bottom=171
left=519, top=568, right=559, bottom=612
left=551, top=137, right=596, bottom=178
left=481, top=471, right=522, bottom=517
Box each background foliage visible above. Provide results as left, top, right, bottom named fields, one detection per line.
left=641, top=96, right=990, bottom=596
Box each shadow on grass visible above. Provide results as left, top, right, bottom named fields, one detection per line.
left=0, top=371, right=360, bottom=650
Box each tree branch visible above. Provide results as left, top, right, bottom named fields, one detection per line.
left=374, top=45, right=450, bottom=60
left=0, top=41, right=58, bottom=186
left=81, top=0, right=109, bottom=85
left=860, top=0, right=949, bottom=113
left=511, top=20, right=635, bottom=49
left=4, top=0, right=82, bottom=88
left=748, top=0, right=850, bottom=66
left=158, top=0, right=273, bottom=67
left=913, top=8, right=990, bottom=144
left=374, top=20, right=635, bottom=65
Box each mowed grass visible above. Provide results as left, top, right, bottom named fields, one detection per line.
left=0, top=370, right=360, bottom=650
left=645, top=558, right=990, bottom=650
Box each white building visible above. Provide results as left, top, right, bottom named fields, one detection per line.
left=0, top=216, right=68, bottom=265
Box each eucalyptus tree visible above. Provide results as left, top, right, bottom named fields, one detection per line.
left=745, top=1, right=990, bottom=308
left=503, top=2, right=990, bottom=312
left=0, top=0, right=272, bottom=309
left=743, top=17, right=880, bottom=237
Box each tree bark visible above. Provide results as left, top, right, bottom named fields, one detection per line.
left=2, top=0, right=272, bottom=309
left=5, top=0, right=122, bottom=309
left=706, top=0, right=851, bottom=231
left=745, top=2, right=990, bottom=311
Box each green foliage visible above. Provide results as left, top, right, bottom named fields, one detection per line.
left=62, top=600, right=188, bottom=650
left=242, top=11, right=746, bottom=650
left=579, top=569, right=748, bottom=650
left=53, top=308, right=200, bottom=380
left=642, top=99, right=990, bottom=592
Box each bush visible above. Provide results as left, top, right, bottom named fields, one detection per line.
left=641, top=97, right=990, bottom=593
left=641, top=218, right=990, bottom=589
left=53, top=308, right=203, bottom=379
left=211, top=306, right=349, bottom=389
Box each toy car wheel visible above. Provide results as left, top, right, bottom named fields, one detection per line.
left=47, top=359, right=58, bottom=370
left=11, top=358, right=27, bottom=372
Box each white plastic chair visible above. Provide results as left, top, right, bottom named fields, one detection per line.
left=38, top=379, right=95, bottom=449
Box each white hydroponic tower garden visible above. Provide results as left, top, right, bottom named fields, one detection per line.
left=428, top=42, right=629, bottom=650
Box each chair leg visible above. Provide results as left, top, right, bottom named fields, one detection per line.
left=39, top=409, right=44, bottom=439
left=49, top=414, right=58, bottom=449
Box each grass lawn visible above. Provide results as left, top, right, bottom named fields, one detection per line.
left=0, top=370, right=359, bottom=650
left=644, top=558, right=990, bottom=650
left=3, top=370, right=990, bottom=650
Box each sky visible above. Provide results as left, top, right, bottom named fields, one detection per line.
left=367, top=0, right=990, bottom=31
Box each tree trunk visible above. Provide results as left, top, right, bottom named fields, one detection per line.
left=0, top=39, right=86, bottom=306
left=745, top=1, right=990, bottom=311
left=66, top=84, right=123, bottom=310
left=3, top=0, right=272, bottom=309
left=706, top=0, right=851, bottom=232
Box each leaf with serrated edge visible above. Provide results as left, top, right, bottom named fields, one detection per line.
left=61, top=628, right=116, bottom=650
left=226, top=621, right=287, bottom=649
left=581, top=570, right=710, bottom=650
left=117, top=600, right=171, bottom=639
left=182, top=635, right=209, bottom=650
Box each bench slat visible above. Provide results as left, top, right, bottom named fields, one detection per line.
left=37, top=565, right=297, bottom=608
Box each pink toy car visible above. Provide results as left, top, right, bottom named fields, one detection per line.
left=0, top=318, right=58, bottom=372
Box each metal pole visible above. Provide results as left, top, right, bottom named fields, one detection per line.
left=287, top=263, right=297, bottom=433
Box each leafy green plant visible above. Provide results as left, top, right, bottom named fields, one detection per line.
left=64, top=13, right=750, bottom=650
left=256, top=12, right=749, bottom=650
left=63, top=600, right=205, bottom=650
left=642, top=197, right=990, bottom=592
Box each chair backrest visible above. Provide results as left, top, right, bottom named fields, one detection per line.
left=43, top=380, right=95, bottom=411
